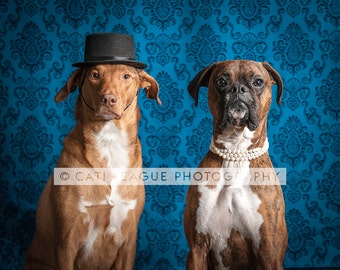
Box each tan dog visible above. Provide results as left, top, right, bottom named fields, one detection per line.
left=25, top=64, right=160, bottom=269
left=184, top=60, right=287, bottom=269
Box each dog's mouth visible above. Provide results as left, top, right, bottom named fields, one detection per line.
left=218, top=100, right=259, bottom=131
left=95, top=106, right=122, bottom=120
left=96, top=113, right=121, bottom=121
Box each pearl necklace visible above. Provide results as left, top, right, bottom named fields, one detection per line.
left=210, top=138, right=269, bottom=161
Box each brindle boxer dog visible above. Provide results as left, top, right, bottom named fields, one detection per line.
left=184, top=60, right=287, bottom=269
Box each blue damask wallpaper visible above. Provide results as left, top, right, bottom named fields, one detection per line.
left=0, top=0, right=339, bottom=269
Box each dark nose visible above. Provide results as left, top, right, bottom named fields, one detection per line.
left=231, top=84, right=247, bottom=94
left=102, top=94, right=117, bottom=107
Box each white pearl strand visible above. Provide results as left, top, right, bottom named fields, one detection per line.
left=210, top=137, right=269, bottom=161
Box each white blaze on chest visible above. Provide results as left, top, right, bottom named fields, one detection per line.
left=79, top=121, right=136, bottom=258
left=94, top=121, right=130, bottom=170
left=94, top=121, right=132, bottom=203
left=196, top=128, right=263, bottom=267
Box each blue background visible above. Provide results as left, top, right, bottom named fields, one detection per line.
left=0, top=0, right=339, bottom=269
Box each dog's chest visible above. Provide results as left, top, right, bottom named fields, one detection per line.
left=78, top=195, right=136, bottom=259
left=196, top=161, right=263, bottom=241
left=93, top=121, right=136, bottom=206
left=196, top=132, right=264, bottom=267
left=94, top=121, right=130, bottom=169
left=79, top=121, right=136, bottom=259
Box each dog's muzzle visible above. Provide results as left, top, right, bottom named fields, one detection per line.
left=219, top=101, right=249, bottom=130
left=79, top=88, right=139, bottom=121
left=218, top=86, right=260, bottom=131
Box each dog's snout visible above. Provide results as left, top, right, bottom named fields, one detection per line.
left=102, top=94, right=117, bottom=107
left=231, top=85, right=247, bottom=94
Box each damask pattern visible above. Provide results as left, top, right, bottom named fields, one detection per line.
left=11, top=116, right=53, bottom=168
left=229, top=0, right=270, bottom=29
left=11, top=22, right=53, bottom=75
left=274, top=115, right=314, bottom=168
left=273, top=22, right=314, bottom=75
left=144, top=71, right=183, bottom=123
left=186, top=24, right=227, bottom=70
left=316, top=68, right=340, bottom=120
left=0, top=1, right=339, bottom=269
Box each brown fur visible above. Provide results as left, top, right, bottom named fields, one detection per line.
left=25, top=65, right=160, bottom=270
left=184, top=61, right=287, bottom=269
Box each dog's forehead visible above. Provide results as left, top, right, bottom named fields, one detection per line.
left=88, top=64, right=138, bottom=74
left=214, top=61, right=267, bottom=78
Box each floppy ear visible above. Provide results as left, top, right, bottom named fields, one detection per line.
left=55, top=69, right=84, bottom=103
left=262, top=62, right=284, bottom=105
left=188, top=63, right=217, bottom=106
left=138, top=70, right=161, bottom=105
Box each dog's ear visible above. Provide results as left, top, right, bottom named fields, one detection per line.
left=55, top=69, right=84, bottom=103
left=188, top=63, right=216, bottom=106
left=138, top=70, right=162, bottom=105
left=262, top=62, right=283, bottom=105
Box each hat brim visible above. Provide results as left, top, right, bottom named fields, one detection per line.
left=72, top=60, right=147, bottom=69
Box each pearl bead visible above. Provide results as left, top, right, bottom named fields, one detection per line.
left=210, top=138, right=269, bottom=161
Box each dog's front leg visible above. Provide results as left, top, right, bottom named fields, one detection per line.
left=55, top=221, right=85, bottom=270
left=113, top=227, right=138, bottom=270
left=186, top=247, right=209, bottom=270
left=114, top=246, right=136, bottom=270
left=56, top=243, right=79, bottom=270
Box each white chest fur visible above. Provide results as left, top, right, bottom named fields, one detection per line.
left=94, top=121, right=132, bottom=203
left=196, top=128, right=264, bottom=268
left=79, top=121, right=136, bottom=258
left=79, top=195, right=136, bottom=259
left=94, top=121, right=130, bottom=169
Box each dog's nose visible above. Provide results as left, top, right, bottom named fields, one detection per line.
left=231, top=85, right=247, bottom=94
left=102, top=94, right=117, bottom=107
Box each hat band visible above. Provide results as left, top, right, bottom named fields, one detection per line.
left=84, top=56, right=136, bottom=62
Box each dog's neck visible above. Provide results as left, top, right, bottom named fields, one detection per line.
left=66, top=98, right=141, bottom=168
left=212, top=116, right=268, bottom=151
left=250, top=115, right=269, bottom=148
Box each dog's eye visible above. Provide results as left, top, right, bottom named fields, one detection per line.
left=253, top=78, right=264, bottom=87
left=123, top=74, right=131, bottom=80
left=216, top=78, right=227, bottom=87
left=91, top=72, right=100, bottom=79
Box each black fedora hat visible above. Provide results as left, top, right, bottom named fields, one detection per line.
left=72, top=33, right=147, bottom=69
